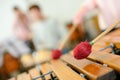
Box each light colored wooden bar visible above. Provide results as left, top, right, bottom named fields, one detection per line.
left=88, top=52, right=120, bottom=72
left=29, top=68, right=41, bottom=80
left=50, top=60, right=86, bottom=80
left=86, top=29, right=120, bottom=73
left=91, top=29, right=120, bottom=52
left=107, top=29, right=120, bottom=36
left=8, top=77, right=16, bottom=80
left=87, top=29, right=120, bottom=72
left=20, top=50, right=51, bottom=68
left=17, top=72, right=31, bottom=80
left=41, top=63, right=52, bottom=79
left=61, top=54, right=115, bottom=80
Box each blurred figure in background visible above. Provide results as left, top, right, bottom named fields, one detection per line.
left=13, top=6, right=36, bottom=53
left=3, top=6, right=31, bottom=58
left=74, top=0, right=120, bottom=32
left=13, top=6, right=30, bottom=41
left=28, top=5, right=68, bottom=50
left=0, top=6, right=33, bottom=78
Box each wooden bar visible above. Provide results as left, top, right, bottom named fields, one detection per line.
left=61, top=54, right=115, bottom=80
left=88, top=53, right=120, bottom=72
left=29, top=68, right=41, bottom=80
left=8, top=77, right=16, bottom=80
left=17, top=72, right=31, bottom=80
left=41, top=63, right=52, bottom=79
left=50, top=60, right=86, bottom=80
left=87, top=29, right=120, bottom=73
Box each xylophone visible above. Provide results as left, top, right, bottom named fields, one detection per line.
left=9, top=29, right=120, bottom=80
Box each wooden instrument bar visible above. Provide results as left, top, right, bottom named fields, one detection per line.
left=61, top=54, right=115, bottom=80
left=17, top=72, right=31, bottom=80
left=50, top=60, right=86, bottom=80
left=88, top=52, right=120, bottom=72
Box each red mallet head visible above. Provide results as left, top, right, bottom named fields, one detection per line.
left=51, top=49, right=62, bottom=59
left=73, top=41, right=92, bottom=59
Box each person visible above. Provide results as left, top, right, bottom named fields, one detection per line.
left=73, top=0, right=120, bottom=32
left=3, top=6, right=32, bottom=57
left=0, top=6, right=33, bottom=78
left=28, top=5, right=68, bottom=50
left=0, top=6, right=32, bottom=67
left=13, top=7, right=36, bottom=53
left=13, top=6, right=30, bottom=41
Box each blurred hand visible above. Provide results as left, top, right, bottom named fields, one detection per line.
left=73, top=8, right=86, bottom=26
left=73, top=15, right=82, bottom=26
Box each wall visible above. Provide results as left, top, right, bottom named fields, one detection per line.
left=0, top=0, right=84, bottom=41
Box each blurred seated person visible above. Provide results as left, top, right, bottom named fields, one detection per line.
left=74, top=0, right=120, bottom=32
left=13, top=6, right=35, bottom=53
left=0, top=6, right=33, bottom=77
left=2, top=6, right=32, bottom=58
left=28, top=5, right=68, bottom=50
left=13, top=6, right=30, bottom=41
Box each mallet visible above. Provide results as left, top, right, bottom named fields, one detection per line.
left=73, top=20, right=120, bottom=59
left=52, top=26, right=78, bottom=59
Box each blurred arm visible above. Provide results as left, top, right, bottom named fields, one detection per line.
left=73, top=0, right=97, bottom=26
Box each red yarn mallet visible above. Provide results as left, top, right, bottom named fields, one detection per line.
left=52, top=26, right=78, bottom=59
left=73, top=40, right=92, bottom=59
left=51, top=49, right=62, bottom=59
left=73, top=20, right=120, bottom=59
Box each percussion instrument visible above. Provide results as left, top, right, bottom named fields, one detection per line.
left=9, top=29, right=120, bottom=80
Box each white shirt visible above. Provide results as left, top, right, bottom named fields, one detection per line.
left=30, top=18, right=68, bottom=50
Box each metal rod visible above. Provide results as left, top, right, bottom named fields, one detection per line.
left=33, top=71, right=53, bottom=80
left=99, top=45, right=111, bottom=51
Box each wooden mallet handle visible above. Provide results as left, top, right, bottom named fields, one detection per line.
left=91, top=20, right=120, bottom=44
left=59, top=26, right=77, bottom=50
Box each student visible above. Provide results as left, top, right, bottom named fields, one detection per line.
left=13, top=6, right=30, bottom=41
left=1, top=6, right=32, bottom=59
left=0, top=6, right=32, bottom=77
left=28, top=5, right=68, bottom=50
left=6, top=6, right=32, bottom=57
left=13, top=7, right=36, bottom=53
left=73, top=0, right=120, bottom=31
